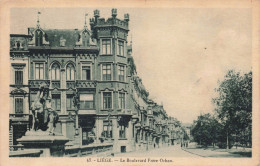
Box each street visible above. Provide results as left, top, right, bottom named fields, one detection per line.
left=115, top=144, right=200, bottom=157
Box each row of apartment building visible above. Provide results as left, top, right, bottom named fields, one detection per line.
left=9, top=9, right=185, bottom=153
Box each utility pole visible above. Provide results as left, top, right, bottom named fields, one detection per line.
left=226, top=130, right=229, bottom=150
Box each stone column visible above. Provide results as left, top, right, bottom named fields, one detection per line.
left=24, top=96, right=29, bottom=114
left=127, top=121, right=133, bottom=152
left=60, top=69, right=66, bottom=115
left=61, top=120, right=67, bottom=137
left=112, top=119, right=119, bottom=139
left=95, top=118, right=103, bottom=141
left=127, top=121, right=132, bottom=139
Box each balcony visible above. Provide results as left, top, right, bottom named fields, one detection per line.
left=135, top=122, right=141, bottom=129
left=29, top=80, right=50, bottom=89
left=144, top=124, right=150, bottom=130
left=162, top=120, right=167, bottom=126
left=9, top=114, right=30, bottom=122
left=78, top=110, right=96, bottom=115
left=117, top=109, right=132, bottom=116
left=147, top=110, right=153, bottom=117
left=66, top=81, right=76, bottom=89
left=51, top=81, right=60, bottom=89
left=76, top=80, right=97, bottom=88
left=132, top=113, right=139, bottom=120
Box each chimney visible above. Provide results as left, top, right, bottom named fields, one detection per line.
left=112, top=8, right=117, bottom=18
left=94, top=9, right=100, bottom=22
left=124, top=13, right=129, bottom=22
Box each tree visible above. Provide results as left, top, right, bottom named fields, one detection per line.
left=191, top=113, right=222, bottom=147
left=213, top=70, right=252, bottom=148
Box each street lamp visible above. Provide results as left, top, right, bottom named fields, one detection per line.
left=107, top=109, right=113, bottom=141
left=72, top=90, right=80, bottom=136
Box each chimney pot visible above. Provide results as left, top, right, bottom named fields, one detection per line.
left=124, top=13, right=129, bottom=22
left=94, top=9, right=100, bottom=18
left=112, top=8, right=117, bottom=18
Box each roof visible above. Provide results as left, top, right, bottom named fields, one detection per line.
left=28, top=27, right=93, bottom=48
left=44, top=29, right=81, bottom=47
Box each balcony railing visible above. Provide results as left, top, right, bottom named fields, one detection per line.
left=51, top=80, right=60, bottom=89
left=29, top=80, right=50, bottom=88
left=66, top=81, right=76, bottom=89
left=76, top=80, right=97, bottom=88
left=162, top=120, right=167, bottom=126
left=9, top=114, right=30, bottom=121
left=147, top=110, right=153, bottom=117
left=117, top=109, right=132, bottom=116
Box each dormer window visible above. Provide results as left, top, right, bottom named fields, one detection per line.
left=60, top=37, right=66, bottom=47
left=35, top=30, right=43, bottom=46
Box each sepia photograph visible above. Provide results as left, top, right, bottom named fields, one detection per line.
left=0, top=0, right=259, bottom=166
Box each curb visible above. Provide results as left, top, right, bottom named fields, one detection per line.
left=181, top=148, right=205, bottom=158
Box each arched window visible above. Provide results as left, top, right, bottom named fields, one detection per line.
left=66, top=63, right=75, bottom=80
left=51, top=63, right=60, bottom=80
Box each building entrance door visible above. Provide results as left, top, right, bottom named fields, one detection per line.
left=12, top=124, right=27, bottom=145
left=82, top=127, right=94, bottom=145
left=79, top=115, right=95, bottom=145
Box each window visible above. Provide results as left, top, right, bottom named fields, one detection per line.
left=15, top=98, right=23, bottom=114
left=51, top=63, right=60, bottom=80
left=35, top=30, right=43, bottom=46
left=80, top=94, right=94, bottom=109
left=66, top=95, right=75, bottom=110
left=119, top=93, right=125, bottom=109
left=66, top=64, right=75, bottom=80
left=82, top=66, right=91, bottom=80
left=102, top=39, right=111, bottom=55
left=103, top=120, right=113, bottom=138
left=118, top=65, right=125, bottom=82
left=51, top=94, right=61, bottom=111
left=119, top=125, right=126, bottom=139
left=15, top=70, right=23, bottom=85
left=103, top=92, right=112, bottom=109
left=60, top=37, right=66, bottom=47
left=102, top=64, right=111, bottom=81
left=35, top=63, right=44, bottom=80
left=118, top=40, right=124, bottom=56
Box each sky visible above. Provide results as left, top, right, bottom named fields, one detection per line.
left=10, top=8, right=252, bottom=124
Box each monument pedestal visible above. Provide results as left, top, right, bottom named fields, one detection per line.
left=17, top=130, right=69, bottom=157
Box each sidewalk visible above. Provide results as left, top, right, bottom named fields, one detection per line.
left=182, top=143, right=252, bottom=158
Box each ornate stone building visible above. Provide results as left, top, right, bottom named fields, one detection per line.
left=9, top=9, right=182, bottom=153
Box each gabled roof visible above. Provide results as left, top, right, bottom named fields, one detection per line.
left=28, top=27, right=93, bottom=48
left=44, top=29, right=81, bottom=47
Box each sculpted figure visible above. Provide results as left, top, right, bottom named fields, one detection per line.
left=31, top=83, right=59, bottom=135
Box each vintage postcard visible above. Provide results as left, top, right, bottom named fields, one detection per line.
left=0, top=0, right=259, bottom=166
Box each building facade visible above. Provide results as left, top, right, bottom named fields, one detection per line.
left=9, top=9, right=183, bottom=153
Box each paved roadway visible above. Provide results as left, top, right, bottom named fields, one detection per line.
left=115, top=144, right=200, bottom=157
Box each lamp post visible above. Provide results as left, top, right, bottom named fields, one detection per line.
left=107, top=109, right=113, bottom=141
left=73, top=90, right=80, bottom=136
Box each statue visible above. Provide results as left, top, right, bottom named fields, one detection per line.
left=31, top=82, right=59, bottom=135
